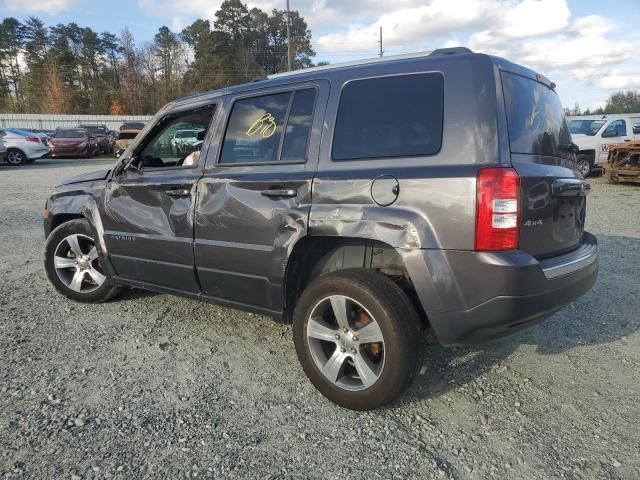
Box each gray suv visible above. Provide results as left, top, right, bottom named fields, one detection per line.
left=43, top=48, right=597, bottom=410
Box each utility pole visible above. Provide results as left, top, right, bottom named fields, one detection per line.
left=378, top=26, right=384, bottom=57
left=286, top=0, right=292, bottom=71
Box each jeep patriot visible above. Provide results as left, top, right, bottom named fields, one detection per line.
left=43, top=48, right=598, bottom=410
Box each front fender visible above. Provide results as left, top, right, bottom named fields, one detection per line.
left=46, top=192, right=107, bottom=255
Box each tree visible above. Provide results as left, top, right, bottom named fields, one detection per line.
left=109, top=99, right=125, bottom=115
left=22, top=17, right=49, bottom=111
left=41, top=56, right=71, bottom=113
left=152, top=26, right=185, bottom=104
left=0, top=18, right=26, bottom=107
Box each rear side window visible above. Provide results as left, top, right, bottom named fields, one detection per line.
left=220, top=88, right=317, bottom=164
left=332, top=73, right=444, bottom=161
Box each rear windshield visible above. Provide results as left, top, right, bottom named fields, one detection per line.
left=54, top=129, right=87, bottom=138
left=118, top=132, right=138, bottom=140
left=502, top=71, right=571, bottom=158
left=569, top=119, right=605, bottom=136
left=82, top=126, right=106, bottom=135
left=120, top=122, right=145, bottom=131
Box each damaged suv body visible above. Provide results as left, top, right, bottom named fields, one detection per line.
left=43, top=48, right=597, bottom=410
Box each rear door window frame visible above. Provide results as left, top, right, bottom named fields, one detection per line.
left=216, top=84, right=319, bottom=167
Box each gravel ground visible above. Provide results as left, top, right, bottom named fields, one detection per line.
left=0, top=158, right=639, bottom=480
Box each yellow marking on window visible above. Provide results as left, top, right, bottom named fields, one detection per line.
left=246, top=112, right=277, bottom=138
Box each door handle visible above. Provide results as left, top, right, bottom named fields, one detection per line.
left=165, top=188, right=191, bottom=197
left=624, top=139, right=631, bottom=142
left=261, top=188, right=297, bottom=198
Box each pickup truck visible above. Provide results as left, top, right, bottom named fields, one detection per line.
left=569, top=114, right=640, bottom=176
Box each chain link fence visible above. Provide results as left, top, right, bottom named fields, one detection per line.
left=0, top=114, right=152, bottom=131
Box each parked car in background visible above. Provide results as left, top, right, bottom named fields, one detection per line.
left=78, top=124, right=111, bottom=154
left=120, top=121, right=146, bottom=132
left=24, top=128, right=56, bottom=139
left=0, top=128, right=49, bottom=166
left=568, top=114, right=640, bottom=176
left=0, top=135, right=6, bottom=163
left=114, top=129, right=142, bottom=158
left=43, top=48, right=597, bottom=410
left=49, top=128, right=98, bottom=158
left=170, top=129, right=203, bottom=156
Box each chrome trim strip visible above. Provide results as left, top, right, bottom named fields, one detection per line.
left=541, top=245, right=597, bottom=279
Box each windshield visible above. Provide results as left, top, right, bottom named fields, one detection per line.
left=54, top=129, right=87, bottom=139
left=502, top=71, right=572, bottom=158
left=569, top=119, right=605, bottom=136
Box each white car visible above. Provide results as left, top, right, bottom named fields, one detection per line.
left=170, top=129, right=202, bottom=156
left=0, top=136, right=6, bottom=163
left=568, top=114, right=640, bottom=176
left=0, top=128, right=50, bottom=166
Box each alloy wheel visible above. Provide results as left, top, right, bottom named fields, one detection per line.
left=6, top=150, right=25, bottom=165
left=306, top=295, right=385, bottom=391
left=53, top=234, right=106, bottom=293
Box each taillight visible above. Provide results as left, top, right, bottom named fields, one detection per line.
left=26, top=137, right=40, bottom=143
left=475, top=167, right=520, bottom=251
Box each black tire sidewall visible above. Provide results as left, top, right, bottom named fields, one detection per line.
left=7, top=149, right=27, bottom=166
left=293, top=270, right=423, bottom=410
left=577, top=155, right=591, bottom=177
left=44, top=219, right=118, bottom=303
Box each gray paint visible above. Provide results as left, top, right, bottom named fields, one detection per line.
left=44, top=50, right=598, bottom=345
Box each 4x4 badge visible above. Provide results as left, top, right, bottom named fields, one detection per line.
left=523, top=219, right=544, bottom=227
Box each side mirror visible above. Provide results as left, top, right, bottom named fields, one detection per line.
left=601, top=129, right=618, bottom=138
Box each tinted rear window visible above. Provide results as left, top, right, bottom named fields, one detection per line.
left=502, top=71, right=571, bottom=158
left=332, top=73, right=444, bottom=160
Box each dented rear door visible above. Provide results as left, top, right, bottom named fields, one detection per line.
left=194, top=81, right=329, bottom=311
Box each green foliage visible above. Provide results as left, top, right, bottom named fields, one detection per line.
left=0, top=0, right=316, bottom=114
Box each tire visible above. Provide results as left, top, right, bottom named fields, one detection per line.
left=6, top=149, right=27, bottom=166
left=44, top=219, right=122, bottom=303
left=293, top=269, right=425, bottom=410
left=576, top=154, right=592, bottom=178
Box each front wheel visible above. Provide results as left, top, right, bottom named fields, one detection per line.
left=576, top=154, right=592, bottom=178
left=293, top=269, right=425, bottom=410
left=44, top=219, right=122, bottom=303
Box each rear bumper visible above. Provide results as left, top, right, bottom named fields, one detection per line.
left=404, top=232, right=598, bottom=346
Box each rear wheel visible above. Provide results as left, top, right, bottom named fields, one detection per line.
left=44, top=219, right=122, bottom=303
left=293, top=269, right=425, bottom=410
left=6, top=149, right=27, bottom=166
left=576, top=154, right=592, bottom=178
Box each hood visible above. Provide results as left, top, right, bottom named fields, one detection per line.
left=56, top=169, right=110, bottom=187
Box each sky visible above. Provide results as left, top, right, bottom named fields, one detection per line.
left=2, top=0, right=639, bottom=110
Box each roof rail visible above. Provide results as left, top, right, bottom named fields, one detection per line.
left=267, top=47, right=474, bottom=80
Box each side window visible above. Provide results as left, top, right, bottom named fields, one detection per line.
left=220, top=88, right=317, bottom=164
left=603, top=119, right=627, bottom=137
left=332, top=73, right=444, bottom=161
left=136, top=104, right=216, bottom=169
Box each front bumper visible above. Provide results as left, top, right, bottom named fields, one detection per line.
left=405, top=232, right=598, bottom=346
